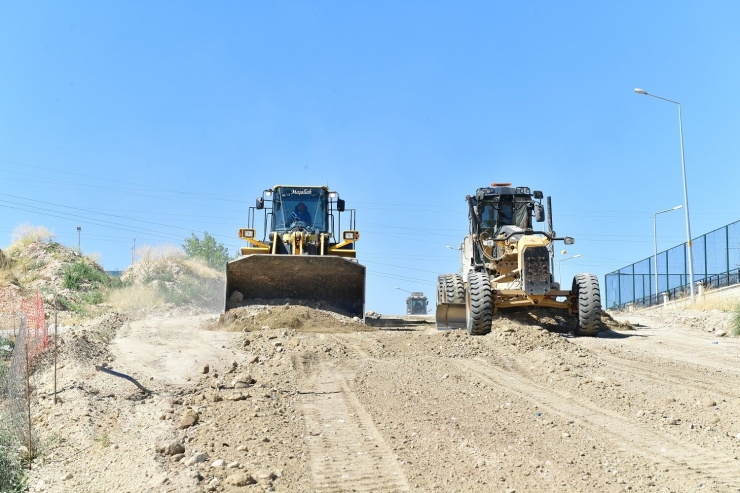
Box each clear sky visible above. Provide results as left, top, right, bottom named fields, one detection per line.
left=1, top=1, right=739, bottom=314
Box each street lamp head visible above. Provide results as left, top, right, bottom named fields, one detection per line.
left=573, top=254, right=582, bottom=258
left=634, top=88, right=647, bottom=95
left=672, top=205, right=683, bottom=210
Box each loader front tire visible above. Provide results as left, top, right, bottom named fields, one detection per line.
left=437, top=274, right=465, bottom=305
left=465, top=272, right=493, bottom=335
left=572, top=273, right=602, bottom=337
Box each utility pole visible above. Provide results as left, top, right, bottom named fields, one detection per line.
left=76, top=226, right=81, bottom=254
left=132, top=238, right=136, bottom=264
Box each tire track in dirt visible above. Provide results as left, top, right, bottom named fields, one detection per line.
left=593, top=352, right=740, bottom=402
left=454, top=358, right=740, bottom=490
left=298, top=361, right=409, bottom=492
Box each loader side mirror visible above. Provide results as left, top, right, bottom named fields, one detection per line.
left=533, top=191, right=543, bottom=199
left=564, top=237, right=575, bottom=245
left=534, top=203, right=545, bottom=222
left=336, top=199, right=346, bottom=212
left=256, top=197, right=264, bottom=210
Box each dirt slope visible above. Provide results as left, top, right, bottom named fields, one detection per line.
left=24, top=306, right=740, bottom=492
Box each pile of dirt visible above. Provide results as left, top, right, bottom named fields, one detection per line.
left=118, top=246, right=224, bottom=310
left=217, top=304, right=371, bottom=333
left=0, top=238, right=112, bottom=315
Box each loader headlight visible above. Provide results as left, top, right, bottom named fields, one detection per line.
left=564, top=237, right=575, bottom=245
left=343, top=230, right=359, bottom=240
left=329, top=192, right=338, bottom=198
left=239, top=228, right=256, bottom=238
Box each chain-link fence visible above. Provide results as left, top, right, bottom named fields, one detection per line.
left=605, top=219, right=740, bottom=309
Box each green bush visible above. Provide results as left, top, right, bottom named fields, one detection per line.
left=62, top=261, right=109, bottom=291
left=158, top=275, right=220, bottom=309
left=182, top=232, right=231, bottom=271
left=733, top=305, right=740, bottom=336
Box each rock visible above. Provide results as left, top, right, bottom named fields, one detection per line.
left=237, top=445, right=248, bottom=452
left=226, top=473, right=256, bottom=487
left=36, top=479, right=46, bottom=490
left=709, top=416, right=720, bottom=424
left=232, top=373, right=255, bottom=388
left=562, top=432, right=570, bottom=438
left=180, top=409, right=199, bottom=429
left=206, top=478, right=220, bottom=491
left=262, top=325, right=270, bottom=330
left=201, top=364, right=210, bottom=374
left=160, top=440, right=185, bottom=455
left=226, top=392, right=247, bottom=401
left=61, top=473, right=73, bottom=481
left=702, top=398, right=717, bottom=408
left=227, top=461, right=240, bottom=469
left=716, top=330, right=727, bottom=337
left=185, top=452, right=208, bottom=466
left=209, top=392, right=223, bottom=403
left=230, top=291, right=243, bottom=302
left=666, top=417, right=678, bottom=425
left=254, top=470, right=275, bottom=481
left=171, top=453, right=185, bottom=462
left=247, top=355, right=259, bottom=364
left=663, top=397, right=675, bottom=405
left=211, top=459, right=226, bottom=467
left=352, top=316, right=361, bottom=323
left=273, top=341, right=283, bottom=347
left=231, top=360, right=238, bottom=368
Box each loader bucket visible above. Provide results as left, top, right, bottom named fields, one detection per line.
left=225, top=255, right=366, bottom=318
left=435, top=302, right=466, bottom=330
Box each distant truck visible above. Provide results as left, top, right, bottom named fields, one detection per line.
left=406, top=292, right=429, bottom=315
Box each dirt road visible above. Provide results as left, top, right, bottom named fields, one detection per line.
left=28, top=308, right=740, bottom=492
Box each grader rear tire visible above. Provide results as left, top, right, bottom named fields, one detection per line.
left=572, top=273, right=602, bottom=337
left=436, top=274, right=465, bottom=304
left=466, top=272, right=493, bottom=335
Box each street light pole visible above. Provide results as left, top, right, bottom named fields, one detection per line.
left=635, top=88, right=696, bottom=303
left=558, top=254, right=581, bottom=286
left=653, top=205, right=683, bottom=302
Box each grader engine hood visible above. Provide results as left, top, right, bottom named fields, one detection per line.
left=518, top=236, right=551, bottom=296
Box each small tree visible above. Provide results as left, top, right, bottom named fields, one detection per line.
left=182, top=232, right=231, bottom=271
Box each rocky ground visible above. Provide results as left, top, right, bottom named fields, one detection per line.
left=19, top=304, right=740, bottom=493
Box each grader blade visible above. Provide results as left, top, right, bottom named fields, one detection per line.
left=435, top=302, right=466, bottom=330
left=225, top=255, right=366, bottom=318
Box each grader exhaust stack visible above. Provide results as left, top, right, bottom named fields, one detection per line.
left=225, top=185, right=366, bottom=318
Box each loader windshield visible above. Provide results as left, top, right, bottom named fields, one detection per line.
left=479, top=197, right=531, bottom=235
left=272, top=187, right=328, bottom=232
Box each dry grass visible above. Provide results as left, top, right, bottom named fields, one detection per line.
left=182, top=257, right=222, bottom=280
left=107, top=284, right=165, bottom=311
left=9, top=223, right=55, bottom=247
left=681, top=287, right=740, bottom=312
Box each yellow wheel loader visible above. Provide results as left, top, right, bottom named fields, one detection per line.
left=436, top=184, right=601, bottom=336
left=225, top=185, right=365, bottom=318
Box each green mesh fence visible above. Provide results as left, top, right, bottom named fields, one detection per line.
left=605, top=219, right=740, bottom=308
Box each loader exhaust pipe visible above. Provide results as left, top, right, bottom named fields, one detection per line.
left=547, top=196, right=555, bottom=282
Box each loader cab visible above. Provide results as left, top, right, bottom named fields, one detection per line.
left=271, top=187, right=328, bottom=232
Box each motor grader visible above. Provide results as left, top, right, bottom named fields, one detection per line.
left=225, top=185, right=365, bottom=318
left=436, top=183, right=601, bottom=336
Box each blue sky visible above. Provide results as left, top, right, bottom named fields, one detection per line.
left=1, top=1, right=739, bottom=314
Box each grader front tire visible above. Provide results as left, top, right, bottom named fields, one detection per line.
left=572, top=273, right=602, bottom=337
left=466, top=272, right=493, bottom=335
